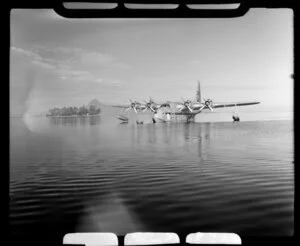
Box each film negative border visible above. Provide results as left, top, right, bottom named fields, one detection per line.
left=6, top=1, right=297, bottom=246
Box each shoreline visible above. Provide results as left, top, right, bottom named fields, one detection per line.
left=8, top=115, right=102, bottom=118
left=46, top=115, right=101, bottom=118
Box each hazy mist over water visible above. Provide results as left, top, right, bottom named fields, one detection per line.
left=10, top=115, right=294, bottom=245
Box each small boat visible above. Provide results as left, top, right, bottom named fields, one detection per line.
left=117, top=115, right=129, bottom=122
left=232, top=113, right=240, bottom=122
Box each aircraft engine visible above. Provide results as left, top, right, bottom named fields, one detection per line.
left=179, top=99, right=193, bottom=112
left=125, top=100, right=140, bottom=113
left=143, top=98, right=156, bottom=112
left=199, top=98, right=214, bottom=112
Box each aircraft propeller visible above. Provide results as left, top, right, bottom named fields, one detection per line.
left=142, top=97, right=171, bottom=113
left=143, top=97, right=156, bottom=112
left=125, top=99, right=140, bottom=114
left=179, top=98, right=193, bottom=112
left=199, top=98, right=214, bottom=111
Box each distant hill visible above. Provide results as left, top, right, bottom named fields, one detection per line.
left=87, top=99, right=102, bottom=109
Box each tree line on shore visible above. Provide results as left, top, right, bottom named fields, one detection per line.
left=47, top=105, right=101, bottom=117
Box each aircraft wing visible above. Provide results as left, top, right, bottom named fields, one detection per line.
left=212, top=102, right=260, bottom=108
left=110, top=105, right=130, bottom=108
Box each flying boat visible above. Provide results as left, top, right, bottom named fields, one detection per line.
left=111, top=81, right=260, bottom=123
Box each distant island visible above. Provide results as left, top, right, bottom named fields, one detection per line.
left=46, top=99, right=101, bottom=117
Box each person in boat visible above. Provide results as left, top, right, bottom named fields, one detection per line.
left=232, top=113, right=240, bottom=121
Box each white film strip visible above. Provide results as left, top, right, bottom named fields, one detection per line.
left=63, top=232, right=241, bottom=245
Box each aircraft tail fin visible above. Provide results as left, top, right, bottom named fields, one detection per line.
left=196, top=81, right=201, bottom=103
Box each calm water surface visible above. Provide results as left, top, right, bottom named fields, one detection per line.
left=10, top=116, right=294, bottom=244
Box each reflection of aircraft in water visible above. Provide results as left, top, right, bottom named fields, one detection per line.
left=112, top=81, right=260, bottom=123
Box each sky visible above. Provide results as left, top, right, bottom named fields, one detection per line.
left=10, top=9, right=293, bottom=116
